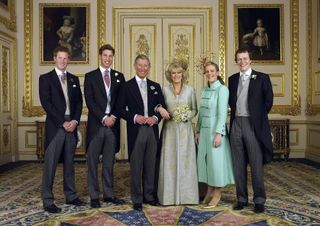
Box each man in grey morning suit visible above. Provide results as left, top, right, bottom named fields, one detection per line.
left=84, top=44, right=125, bottom=208
left=118, top=55, right=166, bottom=211
left=39, top=46, right=85, bottom=213
left=228, top=48, right=273, bottom=214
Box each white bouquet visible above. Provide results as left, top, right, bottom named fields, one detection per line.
left=172, top=104, right=192, bottom=123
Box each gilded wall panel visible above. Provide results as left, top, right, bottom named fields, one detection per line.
left=0, top=31, right=17, bottom=163
left=289, top=128, right=299, bottom=146
left=114, top=7, right=211, bottom=92
left=306, top=0, right=320, bottom=114
left=270, top=73, right=285, bottom=97
left=25, top=130, right=36, bottom=149
left=1, top=46, right=10, bottom=112
left=308, top=129, right=320, bottom=149
left=2, top=124, right=11, bottom=155
left=313, top=70, right=320, bottom=95
left=129, top=24, right=156, bottom=80
left=168, top=24, right=195, bottom=86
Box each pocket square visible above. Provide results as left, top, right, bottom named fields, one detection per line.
left=73, top=84, right=77, bottom=87
left=154, top=91, right=158, bottom=95
left=117, top=80, right=120, bottom=83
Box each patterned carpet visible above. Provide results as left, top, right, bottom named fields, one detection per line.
left=0, top=161, right=319, bottom=225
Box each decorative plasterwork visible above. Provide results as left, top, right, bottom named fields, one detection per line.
left=1, top=46, right=10, bottom=112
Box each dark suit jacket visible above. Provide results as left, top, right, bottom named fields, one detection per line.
left=84, top=68, right=125, bottom=152
left=228, top=70, right=274, bottom=164
left=39, top=69, right=83, bottom=149
left=118, top=77, right=166, bottom=158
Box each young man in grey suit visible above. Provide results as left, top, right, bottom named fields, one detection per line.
left=84, top=44, right=126, bottom=208
left=228, top=48, right=273, bottom=213
left=39, top=46, right=84, bottom=213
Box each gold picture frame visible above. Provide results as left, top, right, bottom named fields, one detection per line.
left=234, top=4, right=284, bottom=64
left=39, top=3, right=89, bottom=65
left=0, top=0, right=16, bottom=31
left=23, top=0, right=105, bottom=117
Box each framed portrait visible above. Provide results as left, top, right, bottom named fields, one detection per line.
left=0, top=0, right=15, bottom=31
left=234, top=5, right=283, bottom=64
left=40, top=3, right=89, bottom=64
left=0, top=0, right=9, bottom=10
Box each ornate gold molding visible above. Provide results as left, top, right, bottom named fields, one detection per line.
left=218, top=0, right=226, bottom=81
left=23, top=0, right=105, bottom=116
left=271, top=0, right=300, bottom=115
left=136, top=34, right=150, bottom=56
left=0, top=0, right=16, bottom=31
left=1, top=46, right=9, bottom=112
left=2, top=125, right=10, bottom=152
left=98, top=0, right=106, bottom=49
left=290, top=0, right=300, bottom=114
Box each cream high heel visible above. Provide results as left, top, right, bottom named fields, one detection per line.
left=202, top=194, right=212, bottom=204
left=203, top=193, right=221, bottom=209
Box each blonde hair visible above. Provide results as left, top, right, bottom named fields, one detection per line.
left=203, top=61, right=225, bottom=85
left=165, top=60, right=188, bottom=83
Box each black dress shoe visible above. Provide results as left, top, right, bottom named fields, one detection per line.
left=44, top=204, right=61, bottom=213
left=233, top=202, right=248, bottom=210
left=104, top=197, right=125, bottom=205
left=133, top=203, right=143, bottom=211
left=254, top=204, right=265, bottom=213
left=66, top=198, right=86, bottom=206
left=143, top=199, right=159, bottom=206
left=90, top=199, right=101, bottom=208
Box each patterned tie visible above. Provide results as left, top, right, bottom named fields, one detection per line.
left=104, top=70, right=110, bottom=87
left=61, top=73, right=66, bottom=84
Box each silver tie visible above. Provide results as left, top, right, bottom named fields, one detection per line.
left=140, top=80, right=148, bottom=116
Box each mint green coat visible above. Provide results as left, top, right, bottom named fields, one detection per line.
left=196, top=80, right=235, bottom=187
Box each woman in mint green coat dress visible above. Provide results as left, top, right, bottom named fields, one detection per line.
left=195, top=61, right=234, bottom=208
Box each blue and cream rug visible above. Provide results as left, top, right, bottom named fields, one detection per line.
left=0, top=161, right=319, bottom=225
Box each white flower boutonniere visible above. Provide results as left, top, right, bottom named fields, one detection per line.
left=154, top=91, right=158, bottom=95
left=116, top=79, right=120, bottom=83
left=73, top=84, right=77, bottom=87
left=150, top=86, right=155, bottom=90
left=115, top=72, right=119, bottom=76
left=251, top=74, right=257, bottom=80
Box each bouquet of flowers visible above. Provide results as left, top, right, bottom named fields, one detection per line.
left=172, top=104, right=192, bottom=123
